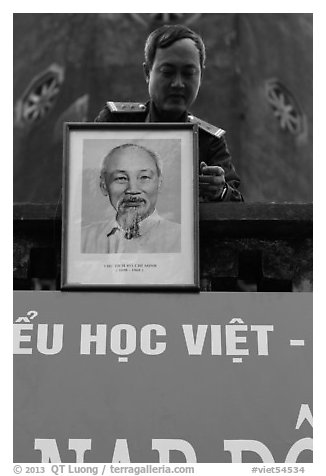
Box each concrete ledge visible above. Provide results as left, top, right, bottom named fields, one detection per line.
left=199, top=202, right=312, bottom=237
left=13, top=202, right=313, bottom=291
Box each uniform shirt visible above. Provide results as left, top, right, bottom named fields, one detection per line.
left=95, top=100, right=243, bottom=201
left=81, top=211, right=181, bottom=254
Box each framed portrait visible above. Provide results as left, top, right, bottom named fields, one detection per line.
left=61, top=123, right=199, bottom=290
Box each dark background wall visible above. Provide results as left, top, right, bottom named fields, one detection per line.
left=13, top=13, right=313, bottom=204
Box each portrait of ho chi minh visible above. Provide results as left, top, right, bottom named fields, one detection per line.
left=81, top=143, right=181, bottom=254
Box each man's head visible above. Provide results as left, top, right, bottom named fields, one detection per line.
left=143, top=24, right=206, bottom=118
left=100, top=144, right=163, bottom=230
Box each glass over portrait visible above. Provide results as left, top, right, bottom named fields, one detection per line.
left=61, top=123, right=199, bottom=290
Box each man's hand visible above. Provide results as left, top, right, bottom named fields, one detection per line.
left=199, top=162, right=226, bottom=201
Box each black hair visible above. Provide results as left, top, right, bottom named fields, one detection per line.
left=144, top=24, right=206, bottom=71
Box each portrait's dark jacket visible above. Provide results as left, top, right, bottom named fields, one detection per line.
left=95, top=101, right=243, bottom=201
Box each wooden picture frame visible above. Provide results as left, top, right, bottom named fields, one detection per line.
left=61, top=123, right=199, bottom=290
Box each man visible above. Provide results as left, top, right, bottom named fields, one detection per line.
left=95, top=24, right=243, bottom=201
left=82, top=143, right=181, bottom=253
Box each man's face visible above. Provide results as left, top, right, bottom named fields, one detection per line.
left=101, top=147, right=161, bottom=228
left=145, top=38, right=202, bottom=116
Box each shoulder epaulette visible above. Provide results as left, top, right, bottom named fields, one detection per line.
left=106, top=101, right=147, bottom=113
left=187, top=114, right=226, bottom=138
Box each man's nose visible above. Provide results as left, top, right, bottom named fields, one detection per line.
left=125, top=178, right=141, bottom=194
left=171, top=73, right=185, bottom=88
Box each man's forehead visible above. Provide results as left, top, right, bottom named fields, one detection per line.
left=106, top=149, right=157, bottom=172
left=154, top=38, right=200, bottom=65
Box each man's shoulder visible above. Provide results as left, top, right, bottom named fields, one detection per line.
left=158, top=216, right=181, bottom=232
left=95, top=101, right=148, bottom=122
left=82, top=220, right=110, bottom=235
left=187, top=113, right=226, bottom=139
left=106, top=101, right=147, bottom=114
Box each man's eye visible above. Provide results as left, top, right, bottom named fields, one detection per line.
left=160, top=68, right=174, bottom=76
left=114, top=176, right=128, bottom=182
left=140, top=175, right=151, bottom=180
left=183, top=68, right=197, bottom=77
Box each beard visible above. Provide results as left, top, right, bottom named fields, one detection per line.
left=116, top=196, right=149, bottom=239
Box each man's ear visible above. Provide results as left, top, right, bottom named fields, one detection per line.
left=143, top=62, right=150, bottom=83
left=100, top=176, right=108, bottom=196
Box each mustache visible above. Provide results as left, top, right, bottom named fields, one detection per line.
left=117, top=196, right=147, bottom=208
left=115, top=195, right=151, bottom=238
